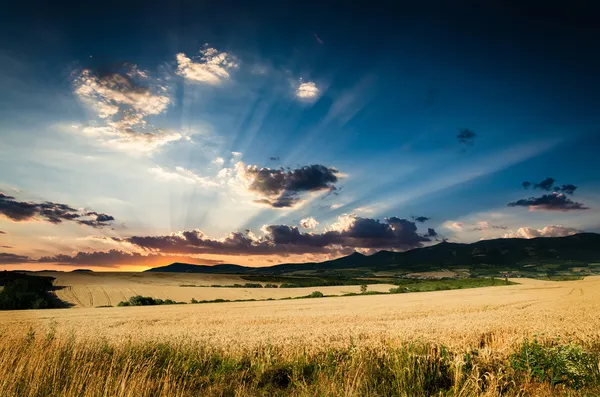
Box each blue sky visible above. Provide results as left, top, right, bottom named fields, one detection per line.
left=1, top=1, right=599, bottom=270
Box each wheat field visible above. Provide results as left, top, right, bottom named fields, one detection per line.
left=3, top=276, right=599, bottom=351
left=37, top=271, right=396, bottom=308
left=2, top=277, right=600, bottom=396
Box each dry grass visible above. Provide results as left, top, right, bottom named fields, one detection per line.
left=36, top=271, right=395, bottom=308
left=1, top=277, right=600, bottom=396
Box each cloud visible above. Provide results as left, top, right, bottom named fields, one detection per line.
left=269, top=156, right=280, bottom=161
left=503, top=225, right=581, bottom=239
left=443, top=220, right=507, bottom=232
left=426, top=228, right=438, bottom=237
left=36, top=249, right=224, bottom=268
left=299, top=217, right=319, bottom=229
left=296, top=81, right=319, bottom=99
left=149, top=166, right=218, bottom=187
left=0, top=192, right=115, bottom=228
left=533, top=177, right=555, bottom=191
left=0, top=252, right=31, bottom=265
left=330, top=203, right=343, bottom=210
left=457, top=128, right=476, bottom=145
left=0, top=230, right=5, bottom=234
left=522, top=178, right=578, bottom=195
left=313, top=32, right=324, bottom=45
left=508, top=192, right=588, bottom=212
left=176, top=47, right=238, bottom=84
left=73, top=63, right=182, bottom=154
left=227, top=163, right=341, bottom=208
left=412, top=216, right=430, bottom=223
left=212, top=157, right=225, bottom=166
left=118, top=214, right=432, bottom=256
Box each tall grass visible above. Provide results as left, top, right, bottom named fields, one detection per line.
left=0, top=330, right=598, bottom=396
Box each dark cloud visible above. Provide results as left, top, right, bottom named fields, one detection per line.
left=0, top=193, right=115, bottom=228
left=269, top=156, right=280, bottom=161
left=0, top=252, right=31, bottom=265
left=457, top=128, right=476, bottom=145
left=508, top=193, right=588, bottom=212
left=412, top=216, right=430, bottom=223
left=534, top=177, right=555, bottom=191
left=246, top=164, right=340, bottom=208
left=0, top=246, right=12, bottom=249
left=0, top=230, right=5, bottom=234
left=426, top=228, right=438, bottom=237
left=120, top=216, right=432, bottom=256
left=556, top=184, right=577, bottom=195
left=522, top=178, right=578, bottom=195
left=37, top=249, right=223, bottom=268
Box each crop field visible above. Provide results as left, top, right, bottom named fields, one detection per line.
left=34, top=271, right=396, bottom=307
left=1, top=276, right=600, bottom=396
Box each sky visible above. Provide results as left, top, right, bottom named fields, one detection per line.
left=1, top=1, right=600, bottom=271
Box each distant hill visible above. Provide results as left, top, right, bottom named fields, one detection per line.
left=145, top=233, right=600, bottom=277
left=71, top=269, right=94, bottom=273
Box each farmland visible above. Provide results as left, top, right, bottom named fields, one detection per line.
left=1, top=276, right=600, bottom=396
left=34, top=271, right=397, bottom=308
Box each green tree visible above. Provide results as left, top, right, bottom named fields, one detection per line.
left=360, top=284, right=368, bottom=294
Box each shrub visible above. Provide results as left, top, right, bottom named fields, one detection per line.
left=510, top=339, right=600, bottom=388
left=117, top=295, right=183, bottom=307
left=308, top=291, right=324, bottom=298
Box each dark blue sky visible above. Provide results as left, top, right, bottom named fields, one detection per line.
left=1, top=0, right=599, bottom=269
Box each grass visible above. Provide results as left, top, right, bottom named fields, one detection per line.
left=0, top=330, right=598, bottom=396
left=388, top=277, right=516, bottom=293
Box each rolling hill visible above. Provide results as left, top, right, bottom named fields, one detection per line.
left=146, top=233, right=600, bottom=278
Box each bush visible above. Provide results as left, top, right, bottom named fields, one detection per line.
left=308, top=291, right=324, bottom=298
left=0, top=272, right=56, bottom=310
left=510, top=339, right=600, bottom=388
left=264, top=283, right=279, bottom=288
left=117, top=295, right=183, bottom=307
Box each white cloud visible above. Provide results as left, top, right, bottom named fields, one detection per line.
left=329, top=214, right=357, bottom=232
left=176, top=47, right=238, bottom=84
left=73, top=65, right=183, bottom=154
left=296, top=81, right=319, bottom=99
left=80, top=125, right=182, bottom=155
left=443, top=221, right=465, bottom=232
left=330, top=203, right=343, bottom=210
left=148, top=166, right=218, bottom=187
left=503, top=225, right=580, bottom=239
left=212, top=157, right=225, bottom=166
left=300, top=217, right=319, bottom=229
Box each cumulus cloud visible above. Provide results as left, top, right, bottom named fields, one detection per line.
left=503, top=225, right=581, bottom=239
left=149, top=166, right=218, bottom=187
left=117, top=214, right=433, bottom=256
left=508, top=192, right=588, bottom=212
left=176, top=47, right=238, bottom=84
left=223, top=163, right=341, bottom=208
left=73, top=63, right=182, bottom=153
left=296, top=81, right=319, bottom=99
left=299, top=217, right=319, bottom=229
left=0, top=193, right=115, bottom=228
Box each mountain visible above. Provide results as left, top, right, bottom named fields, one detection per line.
left=145, top=233, right=600, bottom=277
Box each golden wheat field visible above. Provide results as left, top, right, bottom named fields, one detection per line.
left=2, top=276, right=599, bottom=352
left=2, top=277, right=600, bottom=396
left=34, top=271, right=396, bottom=308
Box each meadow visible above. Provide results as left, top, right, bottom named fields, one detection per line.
left=1, top=276, right=600, bottom=395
